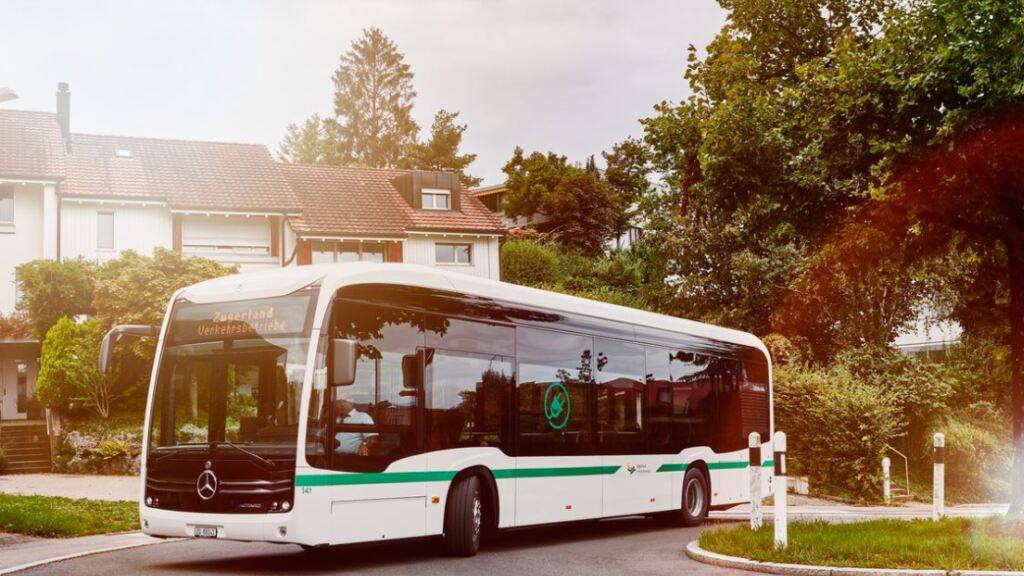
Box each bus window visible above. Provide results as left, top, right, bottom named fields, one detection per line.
left=644, top=346, right=715, bottom=454
left=515, top=327, right=593, bottom=456
left=741, top=361, right=770, bottom=442
left=712, top=358, right=745, bottom=453
left=595, top=338, right=645, bottom=454
left=426, top=349, right=513, bottom=451
left=306, top=301, right=426, bottom=472
left=425, top=316, right=514, bottom=357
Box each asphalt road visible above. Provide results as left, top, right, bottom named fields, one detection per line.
left=21, top=518, right=746, bottom=576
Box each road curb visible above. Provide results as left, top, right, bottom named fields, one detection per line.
left=685, top=540, right=1024, bottom=576
left=0, top=534, right=175, bottom=575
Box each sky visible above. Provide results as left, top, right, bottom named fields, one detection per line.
left=2, top=0, right=726, bottom=186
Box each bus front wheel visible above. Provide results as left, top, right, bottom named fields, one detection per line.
left=443, top=475, right=483, bottom=557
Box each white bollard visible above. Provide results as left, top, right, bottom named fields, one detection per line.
left=933, top=432, right=945, bottom=520
left=882, top=457, right=891, bottom=505
left=773, top=431, right=788, bottom=549
left=749, top=432, right=762, bottom=530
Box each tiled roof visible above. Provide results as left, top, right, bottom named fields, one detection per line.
left=0, top=110, right=66, bottom=180
left=64, top=133, right=301, bottom=212
left=280, top=164, right=506, bottom=238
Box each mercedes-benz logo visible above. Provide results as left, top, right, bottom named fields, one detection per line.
left=196, top=470, right=218, bottom=500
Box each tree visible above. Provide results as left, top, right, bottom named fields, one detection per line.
left=93, top=248, right=236, bottom=327
left=401, top=110, right=481, bottom=186
left=602, top=138, right=652, bottom=250
left=15, top=258, right=96, bottom=338
left=277, top=114, right=327, bottom=164
left=638, top=0, right=897, bottom=338
left=328, top=27, right=419, bottom=168
left=36, top=317, right=119, bottom=419
left=777, top=0, right=1024, bottom=517
left=501, top=148, right=624, bottom=255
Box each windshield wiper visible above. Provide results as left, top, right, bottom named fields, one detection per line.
left=209, top=440, right=276, bottom=470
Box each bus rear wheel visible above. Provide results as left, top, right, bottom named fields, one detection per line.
left=443, top=475, right=483, bottom=557
left=658, top=467, right=709, bottom=527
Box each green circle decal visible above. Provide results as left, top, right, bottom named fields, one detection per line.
left=543, top=382, right=571, bottom=430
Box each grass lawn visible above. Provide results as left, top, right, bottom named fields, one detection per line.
left=0, top=494, right=138, bottom=538
left=700, top=518, right=1024, bottom=571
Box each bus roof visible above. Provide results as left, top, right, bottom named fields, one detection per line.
left=178, top=262, right=769, bottom=359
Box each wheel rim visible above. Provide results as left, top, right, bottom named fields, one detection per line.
left=685, top=477, right=704, bottom=517
left=472, top=494, right=482, bottom=540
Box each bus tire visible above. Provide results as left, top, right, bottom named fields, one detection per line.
left=444, top=475, right=483, bottom=557
left=680, top=467, right=709, bottom=527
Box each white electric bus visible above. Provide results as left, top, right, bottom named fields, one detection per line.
left=101, top=263, right=774, bottom=556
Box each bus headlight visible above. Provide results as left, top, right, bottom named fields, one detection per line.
left=145, top=496, right=153, bottom=507
left=281, top=500, right=291, bottom=512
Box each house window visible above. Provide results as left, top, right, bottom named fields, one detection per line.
left=97, top=211, right=115, bottom=251
left=422, top=188, right=451, bottom=210
left=312, top=240, right=386, bottom=263
left=0, top=185, right=14, bottom=224
left=181, top=216, right=271, bottom=256
left=16, top=361, right=28, bottom=414
left=435, top=242, right=472, bottom=265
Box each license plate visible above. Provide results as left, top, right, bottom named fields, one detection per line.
left=193, top=525, right=219, bottom=538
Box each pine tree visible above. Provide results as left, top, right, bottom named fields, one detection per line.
left=276, top=114, right=326, bottom=164
left=329, top=27, right=419, bottom=168
left=402, top=110, right=481, bottom=186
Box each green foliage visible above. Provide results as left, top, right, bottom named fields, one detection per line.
left=95, top=439, right=131, bottom=460
left=502, top=148, right=627, bottom=255
left=774, top=362, right=904, bottom=499
left=401, top=110, right=481, bottom=186
left=0, top=494, right=138, bottom=537
left=0, top=448, right=6, bottom=472
left=701, top=518, right=1024, bottom=571
left=36, top=318, right=119, bottom=418
left=277, top=114, right=328, bottom=164
left=501, top=239, right=559, bottom=285
left=944, top=413, right=1012, bottom=502
left=329, top=27, right=418, bottom=168
left=93, top=248, right=236, bottom=327
left=15, top=258, right=96, bottom=338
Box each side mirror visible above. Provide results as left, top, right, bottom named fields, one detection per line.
left=99, top=325, right=159, bottom=374
left=331, top=339, right=358, bottom=386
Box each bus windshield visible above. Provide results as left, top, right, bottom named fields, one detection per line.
left=148, top=286, right=318, bottom=457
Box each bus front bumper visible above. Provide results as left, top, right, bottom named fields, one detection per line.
left=141, top=506, right=298, bottom=544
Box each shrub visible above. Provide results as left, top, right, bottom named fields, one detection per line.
left=941, top=412, right=1012, bottom=502
left=37, top=317, right=120, bottom=418
left=0, top=448, right=6, bottom=472
left=501, top=239, right=559, bottom=285
left=774, top=363, right=904, bottom=500
left=96, top=439, right=131, bottom=461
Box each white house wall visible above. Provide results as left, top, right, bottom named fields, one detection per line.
left=60, top=201, right=171, bottom=262
left=403, top=235, right=500, bottom=280
left=0, top=184, right=44, bottom=313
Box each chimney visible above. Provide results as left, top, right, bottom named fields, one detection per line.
left=56, top=82, right=71, bottom=152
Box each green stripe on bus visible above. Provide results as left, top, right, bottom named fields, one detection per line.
left=657, top=460, right=774, bottom=473
left=297, top=465, right=621, bottom=487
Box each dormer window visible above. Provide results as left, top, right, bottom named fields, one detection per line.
left=422, top=188, right=451, bottom=210
left=114, top=148, right=133, bottom=158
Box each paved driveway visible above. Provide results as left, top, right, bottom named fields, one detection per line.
left=19, top=518, right=747, bottom=576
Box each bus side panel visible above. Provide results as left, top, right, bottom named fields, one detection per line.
left=514, top=455, right=604, bottom=526
left=292, top=454, right=428, bottom=546
left=601, top=454, right=673, bottom=516
left=424, top=448, right=517, bottom=535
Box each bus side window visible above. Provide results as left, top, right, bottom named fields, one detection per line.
left=515, top=327, right=594, bottom=456
left=426, top=349, right=514, bottom=451
left=595, top=338, right=645, bottom=454
left=644, top=346, right=715, bottom=454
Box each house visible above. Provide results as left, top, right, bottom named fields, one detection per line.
left=0, top=84, right=503, bottom=464
left=472, top=182, right=643, bottom=250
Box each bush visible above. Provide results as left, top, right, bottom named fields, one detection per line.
left=37, top=317, right=120, bottom=419
left=774, top=363, right=904, bottom=500
left=501, top=239, right=559, bottom=285
left=0, top=448, right=6, bottom=472
left=942, top=412, right=1012, bottom=502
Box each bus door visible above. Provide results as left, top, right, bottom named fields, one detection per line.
left=598, top=339, right=672, bottom=516
left=514, top=328, right=603, bottom=526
